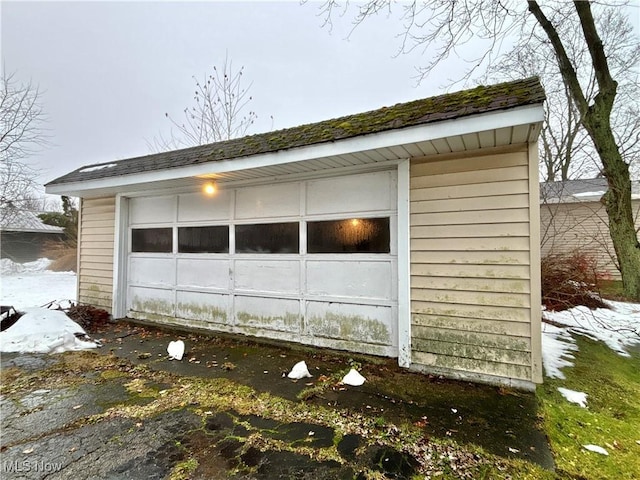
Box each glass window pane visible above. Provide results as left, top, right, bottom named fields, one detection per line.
left=307, top=218, right=390, bottom=253
left=178, top=226, right=229, bottom=253
left=236, top=222, right=299, bottom=253
left=132, top=228, right=173, bottom=253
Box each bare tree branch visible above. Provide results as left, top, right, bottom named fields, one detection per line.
left=310, top=0, right=640, bottom=299
left=149, top=54, right=261, bottom=152
left=0, top=70, right=49, bottom=224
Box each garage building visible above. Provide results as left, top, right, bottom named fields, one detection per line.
left=46, top=77, right=545, bottom=389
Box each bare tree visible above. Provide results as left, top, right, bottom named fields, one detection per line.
left=314, top=0, right=640, bottom=300
left=149, top=55, right=260, bottom=151
left=0, top=70, right=49, bottom=224
left=484, top=6, right=639, bottom=181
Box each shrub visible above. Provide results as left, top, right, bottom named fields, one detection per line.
left=65, top=304, right=111, bottom=331
left=541, top=250, right=608, bottom=311
left=41, top=239, right=77, bottom=272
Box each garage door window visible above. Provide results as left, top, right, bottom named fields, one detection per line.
left=307, top=217, right=390, bottom=253
left=178, top=226, right=229, bottom=253
left=131, top=228, right=173, bottom=253
left=236, top=222, right=299, bottom=253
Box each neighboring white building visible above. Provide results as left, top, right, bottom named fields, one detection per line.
left=540, top=178, right=640, bottom=280
left=46, top=78, right=545, bottom=389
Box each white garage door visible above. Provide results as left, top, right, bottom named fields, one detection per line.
left=126, top=170, right=398, bottom=357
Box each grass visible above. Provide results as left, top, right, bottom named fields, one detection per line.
left=537, top=335, right=640, bottom=480
left=596, top=280, right=630, bottom=302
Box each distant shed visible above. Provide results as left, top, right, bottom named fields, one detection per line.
left=46, top=77, right=546, bottom=389
left=0, top=211, right=65, bottom=263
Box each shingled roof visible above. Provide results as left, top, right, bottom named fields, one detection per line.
left=47, top=77, right=544, bottom=186
left=0, top=210, right=64, bottom=233
left=541, top=178, right=640, bottom=203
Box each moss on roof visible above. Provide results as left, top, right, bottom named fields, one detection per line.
left=48, top=77, right=544, bottom=186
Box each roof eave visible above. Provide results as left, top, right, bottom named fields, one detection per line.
left=46, top=103, right=544, bottom=197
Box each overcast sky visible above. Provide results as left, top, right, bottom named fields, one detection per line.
left=2, top=1, right=637, bottom=194
left=1, top=1, right=485, bottom=191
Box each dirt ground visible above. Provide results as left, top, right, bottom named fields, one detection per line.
left=1, top=320, right=554, bottom=479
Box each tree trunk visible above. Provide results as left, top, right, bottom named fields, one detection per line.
left=584, top=115, right=640, bottom=299
left=528, top=0, right=640, bottom=300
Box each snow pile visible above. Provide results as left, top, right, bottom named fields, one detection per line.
left=1, top=258, right=52, bottom=275
left=341, top=368, right=366, bottom=386
left=583, top=444, right=608, bottom=455
left=543, top=300, right=640, bottom=357
left=557, top=387, right=588, bottom=408
left=288, top=361, right=312, bottom=379
left=167, top=340, right=185, bottom=360
left=0, top=308, right=99, bottom=354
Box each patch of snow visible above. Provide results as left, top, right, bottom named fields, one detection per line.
left=0, top=308, right=98, bottom=354
left=583, top=444, right=608, bottom=455
left=557, top=387, right=588, bottom=408
left=341, top=368, right=366, bottom=386
left=572, top=191, right=605, bottom=198
left=167, top=340, right=185, bottom=360
left=1, top=271, right=76, bottom=310
left=79, top=163, right=117, bottom=173
left=541, top=322, right=578, bottom=379
left=287, top=360, right=312, bottom=379
left=542, top=299, right=639, bottom=416
left=1, top=258, right=52, bottom=275
left=543, top=301, right=640, bottom=357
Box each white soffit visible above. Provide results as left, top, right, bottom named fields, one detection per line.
left=47, top=104, right=543, bottom=197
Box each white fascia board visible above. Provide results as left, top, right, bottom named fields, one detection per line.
left=46, top=104, right=544, bottom=197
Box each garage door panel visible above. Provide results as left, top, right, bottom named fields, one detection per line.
left=177, top=258, right=230, bottom=289
left=178, top=191, right=231, bottom=222
left=235, top=260, right=300, bottom=293
left=129, top=257, right=175, bottom=286
left=306, top=260, right=393, bottom=300
left=126, top=171, right=398, bottom=356
left=235, top=296, right=300, bottom=333
left=130, top=196, right=175, bottom=224
left=176, top=291, right=229, bottom=324
left=306, top=171, right=394, bottom=215
left=128, top=286, right=175, bottom=316
left=235, top=182, right=300, bottom=219
left=306, top=301, right=395, bottom=346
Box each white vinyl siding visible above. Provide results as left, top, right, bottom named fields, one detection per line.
left=410, top=148, right=536, bottom=384
left=540, top=200, right=640, bottom=280
left=78, top=197, right=115, bottom=312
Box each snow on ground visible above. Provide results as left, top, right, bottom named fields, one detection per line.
left=543, top=300, right=640, bottom=357
left=1, top=258, right=77, bottom=310
left=557, top=387, right=588, bottom=408
left=0, top=308, right=98, bottom=353
left=1, top=258, right=86, bottom=354
left=541, top=322, right=578, bottom=379
left=542, top=300, right=639, bottom=412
